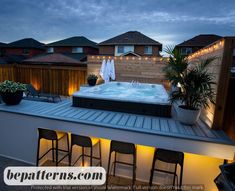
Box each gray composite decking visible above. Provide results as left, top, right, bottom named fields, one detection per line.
left=0, top=99, right=233, bottom=145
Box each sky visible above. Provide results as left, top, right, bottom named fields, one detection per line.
left=0, top=0, right=234, bottom=48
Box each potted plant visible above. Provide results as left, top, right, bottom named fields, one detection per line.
left=163, top=47, right=216, bottom=125
left=87, top=74, right=98, bottom=86
left=0, top=80, right=27, bottom=105
left=171, top=58, right=216, bottom=125
left=163, top=46, right=188, bottom=92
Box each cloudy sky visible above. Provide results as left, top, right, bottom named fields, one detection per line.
left=0, top=0, right=234, bottom=47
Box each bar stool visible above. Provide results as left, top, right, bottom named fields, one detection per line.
left=149, top=148, right=184, bottom=191
left=106, top=140, right=137, bottom=190
left=36, top=128, right=70, bottom=166
left=69, top=134, right=102, bottom=166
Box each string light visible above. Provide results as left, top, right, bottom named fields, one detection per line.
left=188, top=39, right=224, bottom=60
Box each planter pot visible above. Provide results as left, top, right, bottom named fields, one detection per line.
left=177, top=105, right=201, bottom=125
left=87, top=79, right=97, bottom=86
left=0, top=91, right=23, bottom=105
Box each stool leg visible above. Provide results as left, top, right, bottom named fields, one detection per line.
left=52, top=140, right=55, bottom=162
left=56, top=139, right=58, bottom=166
left=69, top=145, right=73, bottom=166
left=66, top=134, right=70, bottom=165
left=173, top=164, right=177, bottom=189
left=99, top=141, right=102, bottom=166
left=106, top=151, right=112, bottom=190
left=36, top=138, right=40, bottom=166
left=149, top=152, right=156, bottom=190
left=90, top=147, right=93, bottom=166
left=179, top=165, right=184, bottom=191
left=132, top=152, right=136, bottom=191
left=82, top=147, right=85, bottom=166
left=113, top=152, right=117, bottom=176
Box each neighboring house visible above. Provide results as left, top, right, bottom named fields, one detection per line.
left=6, top=38, right=45, bottom=58
left=0, top=42, right=7, bottom=57
left=98, top=31, right=162, bottom=57
left=46, top=36, right=98, bottom=57
left=175, top=34, right=222, bottom=56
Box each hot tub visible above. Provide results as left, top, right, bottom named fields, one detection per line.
left=72, top=82, right=171, bottom=117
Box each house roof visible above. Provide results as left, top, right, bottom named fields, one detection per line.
left=176, top=34, right=222, bottom=47
left=0, top=55, right=28, bottom=64
left=0, top=42, right=7, bottom=48
left=23, top=53, right=85, bottom=64
left=99, top=31, right=162, bottom=49
left=46, top=36, right=98, bottom=49
left=8, top=38, right=45, bottom=49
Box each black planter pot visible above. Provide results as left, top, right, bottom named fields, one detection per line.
left=0, top=91, right=23, bottom=105
left=87, top=79, right=97, bottom=86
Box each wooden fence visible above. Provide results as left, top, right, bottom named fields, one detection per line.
left=188, top=37, right=235, bottom=132
left=87, top=56, right=169, bottom=88
left=0, top=64, right=87, bottom=96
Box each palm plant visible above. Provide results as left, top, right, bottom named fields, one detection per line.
left=171, top=58, right=216, bottom=110
left=163, top=46, right=188, bottom=87
left=163, top=47, right=216, bottom=110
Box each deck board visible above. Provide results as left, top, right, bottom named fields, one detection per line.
left=0, top=99, right=234, bottom=146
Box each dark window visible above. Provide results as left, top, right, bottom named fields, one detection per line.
left=181, top=47, right=192, bottom=55
left=144, top=46, right=153, bottom=54
left=23, top=49, right=29, bottom=54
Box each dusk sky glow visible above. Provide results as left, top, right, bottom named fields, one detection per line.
left=0, top=0, right=234, bottom=49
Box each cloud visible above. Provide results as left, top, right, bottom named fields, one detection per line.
left=0, top=0, right=234, bottom=46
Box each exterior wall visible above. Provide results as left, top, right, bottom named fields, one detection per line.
left=87, top=55, right=168, bottom=87
left=99, top=45, right=115, bottom=55
left=99, top=45, right=160, bottom=56
left=49, top=46, right=98, bottom=55
left=134, top=45, right=160, bottom=56
left=5, top=48, right=45, bottom=57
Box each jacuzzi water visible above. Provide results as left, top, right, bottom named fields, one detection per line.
left=73, top=82, right=170, bottom=105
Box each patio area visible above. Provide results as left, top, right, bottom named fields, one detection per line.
left=0, top=98, right=234, bottom=190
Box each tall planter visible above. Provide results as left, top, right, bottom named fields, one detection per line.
left=0, top=91, right=23, bottom=105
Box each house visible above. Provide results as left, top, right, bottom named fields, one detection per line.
left=175, top=34, right=222, bottom=56
left=5, top=38, right=45, bottom=58
left=46, top=36, right=98, bottom=56
left=98, top=31, right=162, bottom=57
left=0, top=42, right=7, bottom=57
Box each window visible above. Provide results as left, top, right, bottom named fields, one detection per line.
left=117, top=46, right=124, bottom=54
left=22, top=49, right=29, bottom=54
left=233, top=48, right=235, bottom=56
left=115, top=46, right=134, bottom=56
left=144, top=46, right=152, bottom=55
left=47, top=47, right=54, bottom=53
left=72, top=47, right=83, bottom=53
left=181, top=47, right=192, bottom=55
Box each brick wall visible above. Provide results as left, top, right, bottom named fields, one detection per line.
left=51, top=46, right=98, bottom=55
left=99, top=45, right=160, bottom=56
left=99, top=46, right=115, bottom=55
left=5, top=48, right=45, bottom=57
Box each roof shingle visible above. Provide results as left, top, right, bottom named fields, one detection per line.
left=99, top=31, right=162, bottom=50
left=8, top=38, right=45, bottom=49
left=47, top=36, right=98, bottom=49
left=23, top=53, right=85, bottom=64
left=176, top=34, right=222, bottom=47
